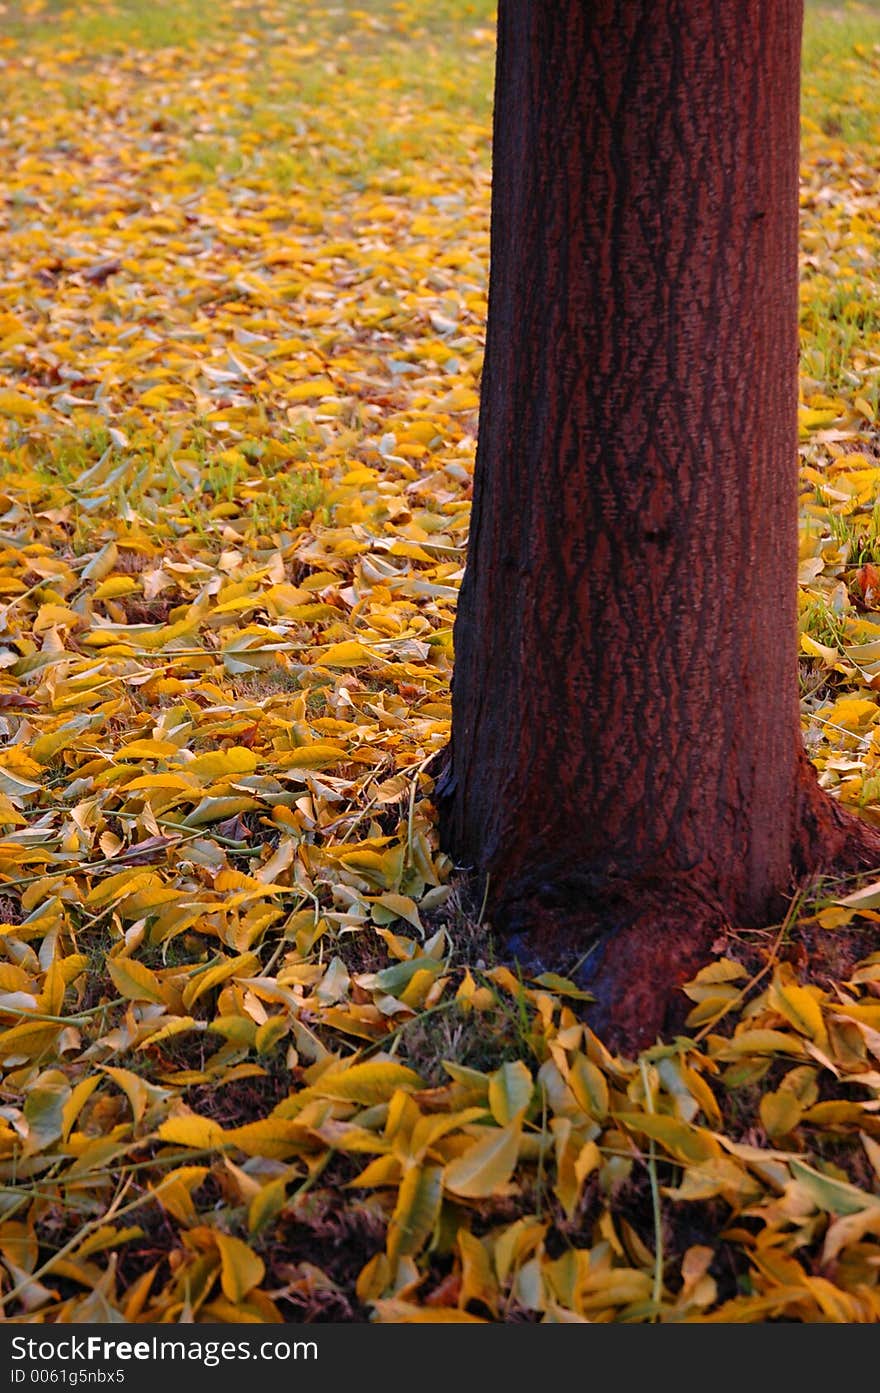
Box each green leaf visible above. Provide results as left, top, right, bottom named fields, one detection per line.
left=488, top=1060, right=533, bottom=1125
left=789, top=1159, right=880, bottom=1216
left=248, top=1178, right=288, bottom=1235
left=838, top=879, right=880, bottom=910
left=387, top=1164, right=443, bottom=1264
left=23, top=1073, right=70, bottom=1153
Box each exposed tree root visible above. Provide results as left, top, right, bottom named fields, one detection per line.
left=578, top=909, right=724, bottom=1051
left=504, top=881, right=727, bottom=1052
left=793, top=747, right=880, bottom=878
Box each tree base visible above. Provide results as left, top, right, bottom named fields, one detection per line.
left=505, top=881, right=726, bottom=1051
left=444, top=758, right=880, bottom=1053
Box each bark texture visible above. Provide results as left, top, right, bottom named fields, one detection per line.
left=439, top=0, right=880, bottom=1043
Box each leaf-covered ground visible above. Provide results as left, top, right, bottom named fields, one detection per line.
left=2, top=0, right=880, bottom=1324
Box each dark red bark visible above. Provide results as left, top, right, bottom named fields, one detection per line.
left=438, top=0, right=880, bottom=1046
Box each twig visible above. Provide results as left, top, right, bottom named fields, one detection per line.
left=0, top=998, right=124, bottom=1027
left=0, top=1171, right=142, bottom=1314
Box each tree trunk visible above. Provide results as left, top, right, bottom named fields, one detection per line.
left=438, top=0, right=880, bottom=1045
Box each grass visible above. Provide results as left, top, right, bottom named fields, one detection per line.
left=4, top=0, right=496, bottom=175
left=804, top=1, right=880, bottom=143
left=2, top=0, right=880, bottom=1330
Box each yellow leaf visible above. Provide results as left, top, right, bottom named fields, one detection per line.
left=768, top=972, right=828, bottom=1047
left=182, top=796, right=259, bottom=827
left=85, top=869, right=162, bottom=909
left=33, top=603, right=78, bottom=633
left=0, top=390, right=39, bottom=419
left=569, top=1053, right=609, bottom=1119
left=157, top=1115, right=227, bottom=1149
left=357, top=1253, right=391, bottom=1304
left=458, top=1229, right=499, bottom=1316
left=255, top=1018, right=288, bottom=1054
left=102, top=1065, right=168, bottom=1127
left=107, top=956, right=167, bottom=1005
left=117, top=739, right=182, bottom=760
left=862, top=1131, right=880, bottom=1182
left=200, top=1290, right=281, bottom=1324
left=348, top=1155, right=402, bottom=1188
left=138, top=1016, right=200, bottom=1048
left=140, top=384, right=181, bottom=407
left=822, top=1208, right=880, bottom=1265
left=119, top=776, right=197, bottom=797
left=838, top=879, right=880, bottom=911
left=277, top=743, right=347, bottom=769
left=62, top=1075, right=101, bottom=1141
left=187, top=747, right=259, bottom=781
left=663, top=1157, right=758, bottom=1204
left=93, top=576, right=139, bottom=601
left=800, top=633, right=840, bottom=665
left=317, top=640, right=371, bottom=668
left=718, top=1029, right=806, bottom=1058
left=73, top=1224, right=145, bottom=1261
left=615, top=1113, right=721, bottom=1164
left=371, top=1300, right=486, bottom=1323
left=82, top=542, right=119, bottom=583
left=443, top=1123, right=521, bottom=1198
left=216, top=1231, right=265, bottom=1302
left=316, top=1061, right=423, bottom=1106
left=30, top=729, right=80, bottom=765
left=225, top=1119, right=310, bottom=1160
left=0, top=1021, right=62, bottom=1063
left=287, top=376, right=335, bottom=401
left=181, top=953, right=260, bottom=1009
left=799, top=405, right=840, bottom=435
left=759, top=1088, right=803, bottom=1140
left=151, top=1166, right=209, bottom=1227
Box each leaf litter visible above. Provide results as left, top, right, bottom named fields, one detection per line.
left=0, top=0, right=880, bottom=1323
